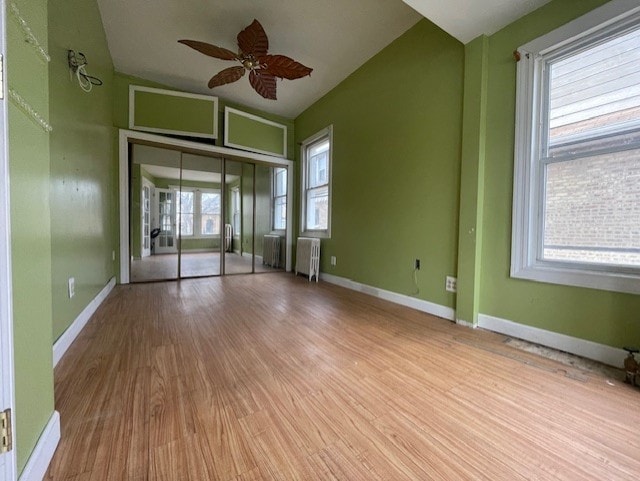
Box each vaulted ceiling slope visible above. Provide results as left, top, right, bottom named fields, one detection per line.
left=98, top=0, right=553, bottom=119
left=97, top=0, right=421, bottom=118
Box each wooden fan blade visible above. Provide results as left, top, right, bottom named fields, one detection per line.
left=249, top=70, right=277, bottom=100
left=259, top=54, right=312, bottom=80
left=208, top=66, right=246, bottom=88
left=237, top=19, right=269, bottom=57
left=178, top=40, right=238, bottom=60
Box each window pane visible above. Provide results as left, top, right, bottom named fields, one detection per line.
left=201, top=214, right=220, bottom=235
left=275, top=168, right=287, bottom=196
left=308, top=140, right=329, bottom=188
left=273, top=196, right=286, bottom=230
left=180, top=213, right=193, bottom=236
left=543, top=147, right=640, bottom=266
left=306, top=186, right=328, bottom=230
left=177, top=191, right=194, bottom=236
left=201, top=192, right=220, bottom=214
left=548, top=27, right=640, bottom=148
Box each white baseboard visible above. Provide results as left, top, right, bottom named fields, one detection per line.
left=478, top=313, right=625, bottom=368
left=53, top=277, right=116, bottom=367
left=321, top=273, right=455, bottom=321
left=19, top=411, right=60, bottom=481
left=456, top=318, right=476, bottom=328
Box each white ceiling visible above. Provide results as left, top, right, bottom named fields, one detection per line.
left=98, top=0, right=552, bottom=119
left=402, top=0, right=553, bottom=43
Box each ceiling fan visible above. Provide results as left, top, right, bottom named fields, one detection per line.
left=179, top=19, right=312, bottom=100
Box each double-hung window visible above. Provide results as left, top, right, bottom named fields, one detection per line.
left=512, top=1, right=640, bottom=294
left=200, top=192, right=221, bottom=236
left=301, top=126, right=332, bottom=237
left=176, top=188, right=221, bottom=238
left=272, top=167, right=287, bottom=231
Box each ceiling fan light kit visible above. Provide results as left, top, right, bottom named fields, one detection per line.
left=179, top=19, right=312, bottom=100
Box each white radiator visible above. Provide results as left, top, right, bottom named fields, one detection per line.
left=295, top=237, right=320, bottom=282
left=224, top=224, right=232, bottom=252
left=263, top=235, right=281, bottom=267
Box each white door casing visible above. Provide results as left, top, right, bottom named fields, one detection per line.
left=0, top=0, right=17, bottom=477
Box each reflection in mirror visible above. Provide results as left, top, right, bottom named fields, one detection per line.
left=129, top=143, right=288, bottom=280
left=256, top=165, right=287, bottom=272
left=224, top=160, right=254, bottom=274
left=129, top=144, right=180, bottom=281
left=178, top=153, right=222, bottom=277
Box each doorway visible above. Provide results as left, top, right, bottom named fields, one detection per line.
left=121, top=134, right=292, bottom=283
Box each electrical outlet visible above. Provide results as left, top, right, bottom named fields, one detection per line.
left=414, top=259, right=421, bottom=270
left=330, top=256, right=337, bottom=266
left=68, top=277, right=75, bottom=298
left=112, top=250, right=115, bottom=261
left=445, top=276, right=457, bottom=293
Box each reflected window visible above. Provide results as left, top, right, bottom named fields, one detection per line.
left=175, top=188, right=220, bottom=238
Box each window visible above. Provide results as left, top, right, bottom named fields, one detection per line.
left=200, top=192, right=221, bottom=236
left=512, top=1, right=640, bottom=294
left=177, top=191, right=194, bottom=236
left=301, top=126, right=332, bottom=237
left=231, top=186, right=240, bottom=236
left=175, top=188, right=220, bottom=238
left=272, top=167, right=287, bottom=230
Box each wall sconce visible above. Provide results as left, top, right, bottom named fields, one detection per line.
left=67, top=50, right=103, bottom=93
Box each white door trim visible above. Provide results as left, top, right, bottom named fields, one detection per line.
left=119, top=129, right=294, bottom=283
left=0, top=0, right=17, bottom=477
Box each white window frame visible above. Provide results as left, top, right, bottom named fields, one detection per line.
left=271, top=167, right=287, bottom=231
left=512, top=0, right=640, bottom=295
left=300, top=125, right=333, bottom=238
left=231, top=185, right=241, bottom=238
left=171, top=186, right=221, bottom=239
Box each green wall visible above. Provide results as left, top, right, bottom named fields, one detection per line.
left=255, top=165, right=273, bottom=258
left=113, top=72, right=296, bottom=159
left=455, top=35, right=489, bottom=325
left=132, top=89, right=216, bottom=136
left=226, top=111, right=287, bottom=157
left=49, top=0, right=116, bottom=342
left=477, top=0, right=640, bottom=347
left=8, top=0, right=55, bottom=473
left=295, top=0, right=639, bottom=350
left=295, top=19, right=465, bottom=308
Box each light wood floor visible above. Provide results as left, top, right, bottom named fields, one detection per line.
left=130, top=252, right=280, bottom=282
left=47, top=274, right=640, bottom=480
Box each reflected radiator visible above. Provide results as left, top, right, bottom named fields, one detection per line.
left=263, top=235, right=281, bottom=267
left=224, top=224, right=232, bottom=252
left=295, top=237, right=320, bottom=282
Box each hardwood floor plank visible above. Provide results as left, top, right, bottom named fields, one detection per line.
left=46, top=274, right=640, bottom=480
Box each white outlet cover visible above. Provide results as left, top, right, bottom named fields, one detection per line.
left=446, top=276, right=457, bottom=293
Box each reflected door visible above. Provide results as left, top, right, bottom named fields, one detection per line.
left=142, top=181, right=151, bottom=257
left=156, top=189, right=177, bottom=254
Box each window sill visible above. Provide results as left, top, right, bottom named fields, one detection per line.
left=179, top=235, right=220, bottom=240
left=511, top=261, right=640, bottom=295
left=300, top=230, right=330, bottom=240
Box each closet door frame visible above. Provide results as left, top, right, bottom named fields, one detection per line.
left=118, top=129, right=293, bottom=284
